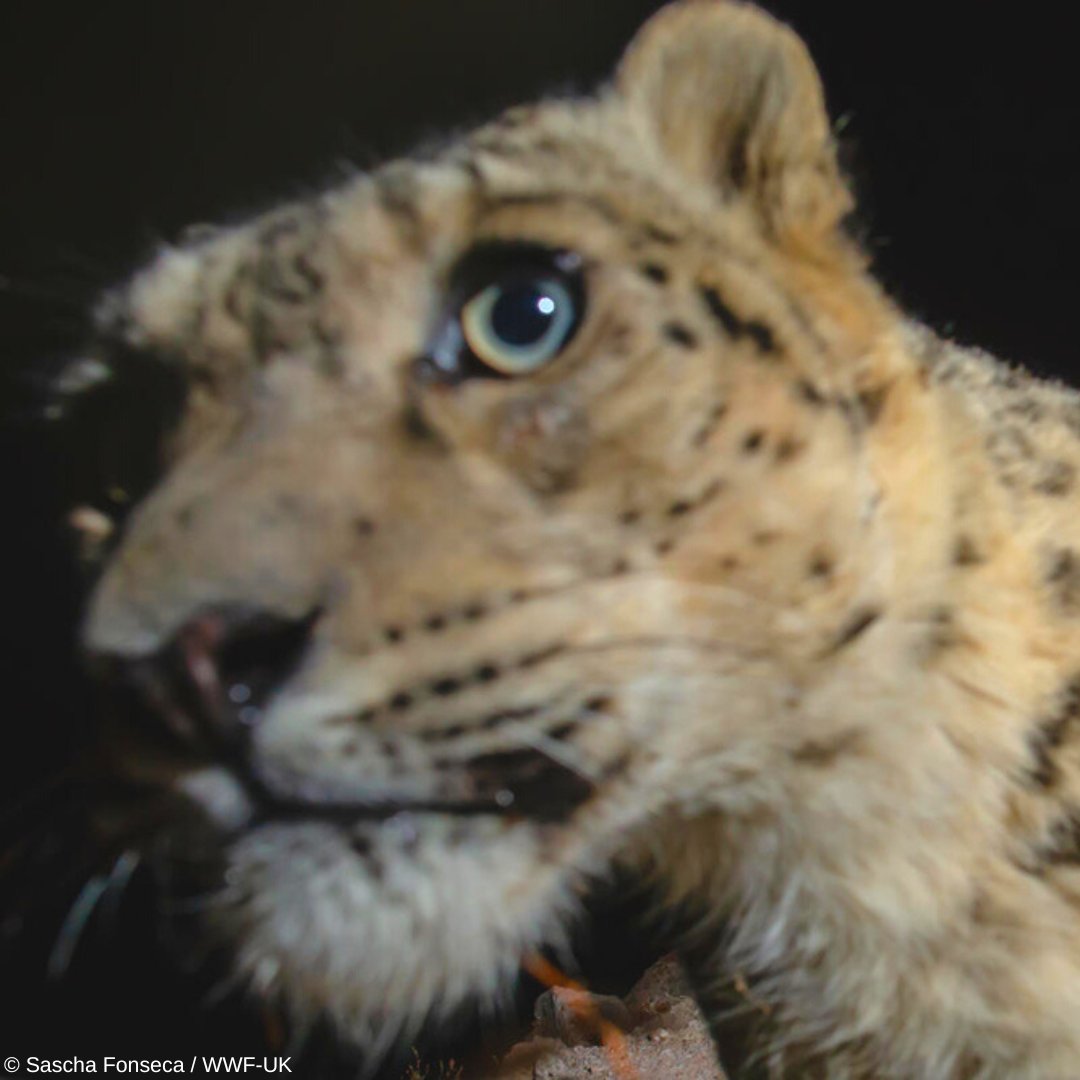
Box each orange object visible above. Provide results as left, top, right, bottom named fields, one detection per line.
left=523, top=953, right=639, bottom=1080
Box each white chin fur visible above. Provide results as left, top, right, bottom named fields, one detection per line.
left=208, top=814, right=580, bottom=1056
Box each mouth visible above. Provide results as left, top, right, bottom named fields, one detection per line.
left=102, top=619, right=605, bottom=831
left=250, top=745, right=604, bottom=826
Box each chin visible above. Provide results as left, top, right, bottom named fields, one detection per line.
left=200, top=811, right=584, bottom=1054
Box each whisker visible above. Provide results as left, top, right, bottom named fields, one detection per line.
left=46, top=873, right=111, bottom=981
left=94, top=849, right=142, bottom=936
left=511, top=726, right=603, bottom=784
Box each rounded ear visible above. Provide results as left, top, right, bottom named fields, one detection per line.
left=616, top=0, right=852, bottom=246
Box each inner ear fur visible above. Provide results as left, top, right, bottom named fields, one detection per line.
left=616, top=0, right=853, bottom=246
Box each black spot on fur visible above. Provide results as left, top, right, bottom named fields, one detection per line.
left=744, top=322, right=777, bottom=355
left=1026, top=675, right=1080, bottom=789
left=353, top=517, right=376, bottom=537
left=808, top=552, right=834, bottom=579
left=430, top=677, right=464, bottom=697
left=425, top=614, right=448, bottom=632
left=795, top=379, right=828, bottom=407
left=643, top=224, right=680, bottom=246
left=479, top=704, right=542, bottom=731
left=474, top=663, right=500, bottom=683
left=640, top=263, right=669, bottom=284
left=1027, top=737, right=1059, bottom=789
left=545, top=720, right=580, bottom=742
left=691, top=401, right=729, bottom=448
left=384, top=626, right=405, bottom=644
left=953, top=536, right=983, bottom=567
left=292, top=252, right=324, bottom=294
left=698, top=478, right=725, bottom=504
left=519, top=645, right=564, bottom=669
left=1040, top=809, right=1080, bottom=865
left=403, top=396, right=441, bottom=442
left=1044, top=547, right=1080, bottom=613
left=698, top=285, right=777, bottom=355
left=741, top=430, right=766, bottom=454
left=350, top=835, right=374, bottom=859
left=922, top=606, right=958, bottom=658
left=774, top=436, right=804, bottom=463
left=423, top=704, right=548, bottom=745
left=388, top=692, right=413, bottom=711
left=821, top=607, right=881, bottom=657
left=856, top=383, right=891, bottom=425
left=663, top=322, right=698, bottom=349
left=699, top=287, right=742, bottom=338
left=791, top=728, right=863, bottom=765
left=1035, top=460, right=1076, bottom=496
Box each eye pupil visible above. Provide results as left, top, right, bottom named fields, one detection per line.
left=490, top=284, right=559, bottom=348
left=437, top=245, right=585, bottom=380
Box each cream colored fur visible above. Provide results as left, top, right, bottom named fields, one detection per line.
left=81, top=3, right=1080, bottom=1075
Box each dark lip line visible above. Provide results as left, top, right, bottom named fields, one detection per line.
left=248, top=791, right=514, bottom=828
left=201, top=737, right=525, bottom=827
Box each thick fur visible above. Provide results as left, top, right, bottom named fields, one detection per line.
left=81, top=3, right=1080, bottom=1076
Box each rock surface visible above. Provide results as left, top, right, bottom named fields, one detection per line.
left=492, top=954, right=726, bottom=1079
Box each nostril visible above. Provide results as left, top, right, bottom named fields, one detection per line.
left=117, top=606, right=323, bottom=752
left=206, top=609, right=320, bottom=714
left=176, top=607, right=320, bottom=723
left=86, top=607, right=320, bottom=759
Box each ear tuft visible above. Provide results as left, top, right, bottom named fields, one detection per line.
left=617, top=1, right=852, bottom=245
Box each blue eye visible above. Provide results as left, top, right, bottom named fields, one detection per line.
left=423, top=245, right=585, bottom=382
left=460, top=278, right=577, bottom=375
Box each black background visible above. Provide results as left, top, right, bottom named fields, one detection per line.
left=1, top=1, right=1077, bottom=1075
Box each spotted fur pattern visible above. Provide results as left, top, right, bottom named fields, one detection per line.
left=77, top=2, right=1080, bottom=1076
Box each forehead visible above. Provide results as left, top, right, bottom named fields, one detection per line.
left=104, top=96, right=764, bottom=369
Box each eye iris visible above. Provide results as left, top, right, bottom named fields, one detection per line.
left=459, top=274, right=578, bottom=376
left=490, top=284, right=559, bottom=347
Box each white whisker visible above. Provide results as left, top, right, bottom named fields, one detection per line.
left=96, top=849, right=142, bottom=931
left=47, top=873, right=111, bottom=981
left=512, top=726, right=604, bottom=783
